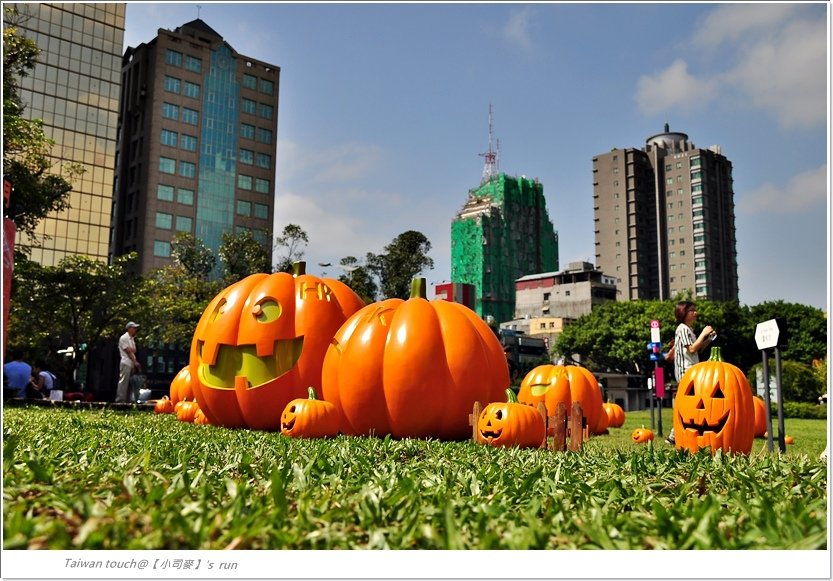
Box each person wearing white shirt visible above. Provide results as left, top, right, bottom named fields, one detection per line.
left=115, top=322, right=142, bottom=403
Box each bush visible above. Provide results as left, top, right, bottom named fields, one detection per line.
left=747, top=360, right=824, bottom=404
left=780, top=401, right=827, bottom=419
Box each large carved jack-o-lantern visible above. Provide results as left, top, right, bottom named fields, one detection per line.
left=190, top=262, right=364, bottom=430
left=672, top=347, right=755, bottom=454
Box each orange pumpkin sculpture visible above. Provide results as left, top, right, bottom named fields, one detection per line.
left=281, top=387, right=340, bottom=438
left=603, top=402, right=626, bottom=428
left=175, top=399, right=200, bottom=423
left=321, top=278, right=507, bottom=439
left=672, top=347, right=755, bottom=455
left=517, top=365, right=604, bottom=434
left=193, top=408, right=210, bottom=425
left=752, top=396, right=768, bottom=438
left=154, top=396, right=175, bottom=414
left=190, top=262, right=364, bottom=431
left=477, top=389, right=546, bottom=448
left=631, top=427, right=654, bottom=444
left=169, top=365, right=195, bottom=404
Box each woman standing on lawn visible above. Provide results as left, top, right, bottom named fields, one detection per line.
left=666, top=300, right=716, bottom=444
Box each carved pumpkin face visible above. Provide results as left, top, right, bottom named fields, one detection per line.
left=280, top=387, right=340, bottom=438
left=631, top=427, right=654, bottom=443
left=321, top=279, right=507, bottom=439
left=477, top=389, right=546, bottom=448
left=190, top=263, right=363, bottom=431
left=672, top=347, right=754, bottom=455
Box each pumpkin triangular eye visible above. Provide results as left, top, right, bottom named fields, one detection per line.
left=713, top=385, right=725, bottom=398
left=683, top=382, right=695, bottom=396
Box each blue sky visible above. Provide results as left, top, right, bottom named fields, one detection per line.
left=124, top=2, right=829, bottom=310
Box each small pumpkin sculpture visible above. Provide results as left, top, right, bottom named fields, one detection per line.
left=785, top=435, right=795, bottom=445
left=517, top=364, right=604, bottom=434
left=281, top=387, right=340, bottom=438
left=672, top=347, right=755, bottom=455
left=603, top=402, right=625, bottom=428
left=175, top=399, right=200, bottom=423
left=752, top=396, right=767, bottom=438
left=631, top=426, right=654, bottom=444
left=154, top=396, right=175, bottom=414
left=477, top=389, right=546, bottom=448
left=193, top=408, right=210, bottom=425
left=169, top=365, right=195, bottom=404
left=190, top=261, right=364, bottom=431
left=321, top=278, right=507, bottom=439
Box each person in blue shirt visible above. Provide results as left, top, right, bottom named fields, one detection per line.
left=4, top=349, right=32, bottom=399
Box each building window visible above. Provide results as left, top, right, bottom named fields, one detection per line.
left=164, top=75, right=181, bottom=93
left=676, top=161, right=683, bottom=169
left=157, top=184, right=175, bottom=201
left=254, top=203, right=268, bottom=219
left=242, top=98, right=256, bottom=115
left=258, top=103, right=273, bottom=119
left=155, top=212, right=173, bottom=229
left=175, top=216, right=192, bottom=232
left=162, top=102, right=179, bottom=120
left=666, top=178, right=674, bottom=185
left=255, top=178, right=270, bottom=194
left=243, top=74, right=257, bottom=90
left=240, top=123, right=255, bottom=139
left=239, top=149, right=254, bottom=165
left=179, top=161, right=196, bottom=178
left=665, top=164, right=672, bottom=171
left=165, top=49, right=182, bottom=67
left=539, top=323, right=546, bottom=330
left=691, top=170, right=703, bottom=180
left=180, top=134, right=197, bottom=152
left=177, top=188, right=194, bottom=205
left=184, top=81, right=200, bottom=99
left=256, top=153, right=271, bottom=169
left=154, top=241, right=172, bottom=257
left=238, top=174, right=252, bottom=190
left=160, top=129, right=178, bottom=147
left=691, top=156, right=701, bottom=167
left=693, top=183, right=703, bottom=193
left=184, top=54, right=202, bottom=72
left=159, top=157, right=176, bottom=174
left=259, top=78, right=274, bottom=94
left=236, top=200, right=252, bottom=216
left=256, top=127, right=272, bottom=144
left=182, top=107, right=199, bottom=125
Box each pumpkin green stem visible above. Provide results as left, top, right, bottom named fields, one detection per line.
left=505, top=388, right=518, bottom=403
left=293, top=261, right=306, bottom=277
left=307, top=386, right=318, bottom=400
left=709, top=346, right=723, bottom=362
left=410, top=278, right=427, bottom=300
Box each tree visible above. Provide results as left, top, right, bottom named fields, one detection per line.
left=170, top=232, right=215, bottom=279
left=367, top=230, right=434, bottom=299
left=219, top=229, right=271, bottom=284
left=747, top=301, right=827, bottom=366
left=274, top=223, right=308, bottom=273
left=336, top=255, right=377, bottom=304
left=6, top=253, right=146, bottom=383
left=3, top=8, right=81, bottom=245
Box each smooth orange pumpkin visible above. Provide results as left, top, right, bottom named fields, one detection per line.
left=193, top=408, right=210, bottom=425
left=785, top=435, right=794, bottom=445
left=477, top=389, right=546, bottom=448
left=176, top=400, right=200, bottom=423
left=752, top=396, right=768, bottom=438
left=672, top=347, right=755, bottom=455
left=603, top=402, right=625, bottom=428
left=518, top=365, right=604, bottom=434
left=154, top=396, right=175, bottom=414
left=281, top=387, right=340, bottom=438
left=631, top=427, right=654, bottom=443
left=321, top=278, right=507, bottom=439
left=169, top=366, right=194, bottom=404
left=190, top=262, right=364, bottom=431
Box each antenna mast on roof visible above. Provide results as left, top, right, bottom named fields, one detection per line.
left=479, top=104, right=498, bottom=184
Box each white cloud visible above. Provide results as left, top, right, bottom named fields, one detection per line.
left=736, top=164, right=827, bottom=214
left=635, top=5, right=826, bottom=129
left=501, top=7, right=535, bottom=51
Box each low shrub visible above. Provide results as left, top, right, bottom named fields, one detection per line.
left=747, top=360, right=825, bottom=403
left=781, top=401, right=827, bottom=419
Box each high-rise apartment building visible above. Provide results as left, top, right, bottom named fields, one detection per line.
left=110, top=19, right=279, bottom=275
left=593, top=125, right=739, bottom=302
left=451, top=173, right=559, bottom=324
left=10, top=3, right=126, bottom=265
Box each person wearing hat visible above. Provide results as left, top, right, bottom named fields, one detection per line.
left=115, top=322, right=142, bottom=403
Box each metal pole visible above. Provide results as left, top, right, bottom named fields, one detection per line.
left=649, top=376, right=655, bottom=430
left=774, top=347, right=786, bottom=453
left=655, top=362, right=663, bottom=437
left=762, top=351, right=774, bottom=452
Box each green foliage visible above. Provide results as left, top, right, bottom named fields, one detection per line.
left=747, top=359, right=826, bottom=404
left=170, top=232, right=215, bottom=279
left=748, top=301, right=827, bottom=365
left=781, top=402, right=827, bottom=420
left=2, top=407, right=827, bottom=550
left=218, top=229, right=271, bottom=284
left=273, top=223, right=308, bottom=274
left=367, top=230, right=434, bottom=300
left=336, top=255, right=377, bottom=304
left=3, top=8, right=80, bottom=243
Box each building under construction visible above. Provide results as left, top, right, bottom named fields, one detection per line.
left=451, top=172, right=558, bottom=324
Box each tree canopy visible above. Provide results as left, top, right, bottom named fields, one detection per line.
left=219, top=229, right=271, bottom=284
left=367, top=230, right=434, bottom=300
left=274, top=223, right=308, bottom=274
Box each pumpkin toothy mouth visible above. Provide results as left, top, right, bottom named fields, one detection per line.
left=479, top=429, right=502, bottom=440
left=281, top=418, right=296, bottom=431
left=197, top=336, right=304, bottom=389
left=680, top=412, right=729, bottom=436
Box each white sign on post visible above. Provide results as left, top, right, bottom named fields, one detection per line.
left=755, top=319, right=780, bottom=350
left=650, top=320, right=661, bottom=344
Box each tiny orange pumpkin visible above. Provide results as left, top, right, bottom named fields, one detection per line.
left=154, top=396, right=175, bottom=414
left=631, top=426, right=654, bottom=444
left=477, top=388, right=546, bottom=449
left=281, top=387, right=340, bottom=438
left=176, top=400, right=200, bottom=423
left=193, top=408, right=210, bottom=425
left=785, top=435, right=794, bottom=445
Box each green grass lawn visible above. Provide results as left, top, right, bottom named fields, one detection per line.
left=2, top=405, right=827, bottom=550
